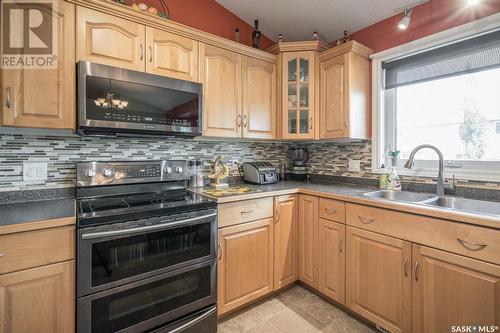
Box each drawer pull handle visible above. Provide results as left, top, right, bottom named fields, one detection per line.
left=149, top=46, right=153, bottom=63
left=243, top=115, right=248, bottom=128
left=217, top=243, right=222, bottom=260
left=457, top=238, right=487, bottom=251
left=414, top=261, right=420, bottom=281
left=237, top=114, right=242, bottom=127
left=325, top=208, right=337, bottom=214
left=338, top=237, right=343, bottom=253
left=6, top=87, right=11, bottom=108
left=275, top=209, right=280, bottom=223
left=358, top=216, right=375, bottom=224
left=139, top=43, right=144, bottom=61
left=0, top=251, right=4, bottom=257
left=404, top=257, right=408, bottom=277
left=240, top=210, right=253, bottom=217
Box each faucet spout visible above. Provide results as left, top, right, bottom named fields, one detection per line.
left=404, top=144, right=449, bottom=196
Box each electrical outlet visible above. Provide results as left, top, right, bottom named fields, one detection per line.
left=348, top=160, right=361, bottom=173
left=23, top=162, right=47, bottom=181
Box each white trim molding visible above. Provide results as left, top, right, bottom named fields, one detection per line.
left=371, top=11, right=500, bottom=182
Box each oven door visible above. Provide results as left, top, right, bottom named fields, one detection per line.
left=77, top=209, right=217, bottom=297
left=77, top=260, right=216, bottom=333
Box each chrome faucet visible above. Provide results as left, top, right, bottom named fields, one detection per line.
left=404, top=144, right=453, bottom=196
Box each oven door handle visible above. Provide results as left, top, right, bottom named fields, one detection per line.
left=167, top=306, right=217, bottom=333
left=81, top=213, right=217, bottom=240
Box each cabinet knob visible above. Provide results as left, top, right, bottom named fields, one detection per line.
left=0, top=251, right=5, bottom=257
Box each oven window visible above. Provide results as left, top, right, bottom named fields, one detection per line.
left=91, top=265, right=212, bottom=333
left=91, top=222, right=212, bottom=287
left=85, top=76, right=199, bottom=128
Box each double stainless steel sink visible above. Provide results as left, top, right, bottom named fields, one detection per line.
left=363, top=190, right=500, bottom=217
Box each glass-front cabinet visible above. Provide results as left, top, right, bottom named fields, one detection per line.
left=282, top=51, right=316, bottom=139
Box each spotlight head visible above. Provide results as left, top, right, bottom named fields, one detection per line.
left=398, top=9, right=412, bottom=30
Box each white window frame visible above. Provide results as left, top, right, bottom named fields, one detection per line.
left=371, top=12, right=500, bottom=182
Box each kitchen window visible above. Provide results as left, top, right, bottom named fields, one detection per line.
left=372, top=16, right=500, bottom=181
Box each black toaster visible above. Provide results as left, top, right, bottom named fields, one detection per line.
left=242, top=162, right=279, bottom=185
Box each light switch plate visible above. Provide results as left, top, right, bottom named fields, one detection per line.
left=23, top=162, right=48, bottom=181
left=348, top=160, right=361, bottom=172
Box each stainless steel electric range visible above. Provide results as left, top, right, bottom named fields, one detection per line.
left=76, top=160, right=217, bottom=333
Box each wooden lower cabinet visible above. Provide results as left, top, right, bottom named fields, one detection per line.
left=412, top=244, right=500, bottom=333
left=346, top=226, right=411, bottom=333
left=217, top=218, right=274, bottom=316
left=273, top=195, right=298, bottom=290
left=298, top=195, right=319, bottom=288
left=0, top=260, right=75, bottom=333
left=318, top=219, right=345, bottom=304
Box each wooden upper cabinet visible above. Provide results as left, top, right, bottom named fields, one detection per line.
left=346, top=226, right=411, bottom=333
left=319, top=41, right=372, bottom=140
left=281, top=52, right=316, bottom=140
left=1, top=1, right=75, bottom=130
left=217, top=219, right=274, bottom=316
left=318, top=219, right=345, bottom=304
left=0, top=261, right=75, bottom=333
left=145, top=27, right=199, bottom=82
left=201, top=44, right=242, bottom=138
left=76, top=7, right=145, bottom=71
left=320, top=54, right=347, bottom=139
left=412, top=244, right=500, bottom=333
left=298, top=194, right=319, bottom=288
left=242, top=57, right=276, bottom=139
left=273, top=195, right=298, bottom=290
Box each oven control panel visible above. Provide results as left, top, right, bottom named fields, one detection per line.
left=77, top=160, right=188, bottom=187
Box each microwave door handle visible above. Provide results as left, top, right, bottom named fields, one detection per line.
left=81, top=212, right=217, bottom=240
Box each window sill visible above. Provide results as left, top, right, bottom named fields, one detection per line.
left=372, top=166, right=500, bottom=183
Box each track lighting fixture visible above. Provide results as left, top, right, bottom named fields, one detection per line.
left=398, top=9, right=412, bottom=30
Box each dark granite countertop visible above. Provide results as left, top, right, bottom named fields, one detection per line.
left=0, top=198, right=76, bottom=227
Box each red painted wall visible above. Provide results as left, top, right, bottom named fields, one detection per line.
left=120, top=0, right=274, bottom=49
left=349, top=0, right=500, bottom=53
left=344, top=0, right=500, bottom=137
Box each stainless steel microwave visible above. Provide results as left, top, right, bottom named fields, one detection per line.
left=77, top=61, right=202, bottom=137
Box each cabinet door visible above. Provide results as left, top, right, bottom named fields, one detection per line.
left=318, top=219, right=345, bottom=304
left=412, top=244, right=500, bottom=333
left=217, top=219, right=273, bottom=316
left=201, top=44, right=242, bottom=138
left=145, top=27, right=199, bottom=82
left=346, top=226, right=411, bottom=333
left=242, top=57, right=276, bottom=139
left=76, top=7, right=145, bottom=71
left=281, top=52, right=315, bottom=140
left=298, top=194, right=319, bottom=288
left=320, top=54, right=347, bottom=139
left=1, top=1, right=75, bottom=130
left=273, top=195, right=298, bottom=290
left=0, top=261, right=75, bottom=333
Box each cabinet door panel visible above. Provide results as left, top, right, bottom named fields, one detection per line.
left=146, top=27, right=198, bottom=82
left=201, top=44, right=241, bottom=138
left=274, top=195, right=298, bottom=290
left=242, top=57, right=276, bottom=139
left=412, top=244, right=500, bottom=333
left=319, top=219, right=345, bottom=304
left=217, top=219, right=273, bottom=315
left=0, top=261, right=75, bottom=333
left=76, top=7, right=145, bottom=71
left=298, top=194, right=319, bottom=288
left=346, top=226, right=411, bottom=333
left=2, top=1, right=75, bottom=129
left=320, top=54, right=347, bottom=139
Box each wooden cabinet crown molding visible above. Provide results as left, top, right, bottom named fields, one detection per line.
left=67, top=0, right=277, bottom=64
left=267, top=40, right=331, bottom=54
left=319, top=41, right=373, bottom=62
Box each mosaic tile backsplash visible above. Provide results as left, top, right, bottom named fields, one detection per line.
left=0, top=134, right=290, bottom=191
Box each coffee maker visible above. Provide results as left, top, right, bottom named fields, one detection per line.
left=291, top=148, right=309, bottom=180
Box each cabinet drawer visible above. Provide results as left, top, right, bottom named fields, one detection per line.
left=218, top=198, right=273, bottom=228
left=346, top=203, right=500, bottom=265
left=319, top=198, right=345, bottom=223
left=0, top=226, right=75, bottom=274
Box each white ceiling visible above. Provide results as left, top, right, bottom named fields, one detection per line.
left=215, top=0, right=422, bottom=43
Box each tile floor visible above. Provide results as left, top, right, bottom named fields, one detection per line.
left=217, top=285, right=377, bottom=333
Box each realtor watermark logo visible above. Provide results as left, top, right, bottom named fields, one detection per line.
left=1, top=0, right=58, bottom=69
left=451, top=325, right=499, bottom=332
